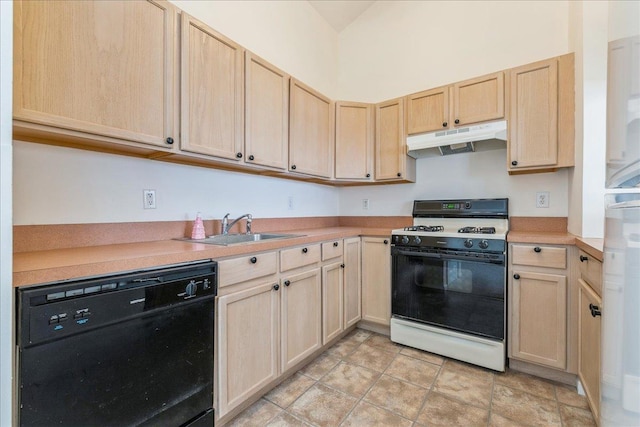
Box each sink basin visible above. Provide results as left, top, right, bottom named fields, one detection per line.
left=181, top=233, right=301, bottom=246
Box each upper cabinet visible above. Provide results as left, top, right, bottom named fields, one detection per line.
left=406, top=72, right=504, bottom=136
left=245, top=52, right=289, bottom=170
left=14, top=0, right=576, bottom=184
left=13, top=0, right=178, bottom=152
left=180, top=13, right=244, bottom=161
left=453, top=72, right=505, bottom=126
left=335, top=102, right=374, bottom=181
left=507, top=54, right=575, bottom=173
left=375, top=98, right=416, bottom=182
left=289, top=79, right=334, bottom=179
left=406, top=86, right=449, bottom=135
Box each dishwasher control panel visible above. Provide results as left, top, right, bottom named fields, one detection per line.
left=18, top=260, right=217, bottom=347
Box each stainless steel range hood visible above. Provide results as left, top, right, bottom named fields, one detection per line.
left=407, top=120, right=507, bottom=158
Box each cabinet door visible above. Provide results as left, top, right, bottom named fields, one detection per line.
left=343, top=237, right=362, bottom=329
left=281, top=268, right=322, bottom=372
left=375, top=98, right=406, bottom=181
left=406, top=86, right=449, bottom=135
left=217, top=282, right=280, bottom=417
left=508, top=59, right=558, bottom=169
left=180, top=13, right=243, bottom=160
left=361, top=237, right=391, bottom=326
left=289, top=79, right=333, bottom=178
left=578, top=279, right=601, bottom=420
left=510, top=271, right=567, bottom=369
left=322, top=262, right=344, bottom=345
left=335, top=102, right=374, bottom=180
left=13, top=0, right=177, bottom=148
left=453, top=72, right=504, bottom=126
left=245, top=52, right=288, bottom=170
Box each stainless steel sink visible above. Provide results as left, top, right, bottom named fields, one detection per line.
left=180, top=233, right=301, bottom=246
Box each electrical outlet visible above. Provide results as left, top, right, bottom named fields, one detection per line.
left=143, top=189, right=156, bottom=209
left=362, top=199, right=370, bottom=210
left=536, top=191, right=550, bottom=208
left=288, top=196, right=294, bottom=210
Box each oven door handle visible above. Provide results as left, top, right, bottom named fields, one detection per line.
left=392, top=249, right=441, bottom=259
left=393, top=249, right=504, bottom=265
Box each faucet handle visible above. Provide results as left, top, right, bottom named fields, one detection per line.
left=246, top=214, right=253, bottom=234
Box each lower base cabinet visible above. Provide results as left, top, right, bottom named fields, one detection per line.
left=217, top=282, right=280, bottom=417
left=281, top=268, right=322, bottom=372
left=578, top=278, right=601, bottom=421
left=361, top=237, right=391, bottom=326
left=510, top=271, right=567, bottom=369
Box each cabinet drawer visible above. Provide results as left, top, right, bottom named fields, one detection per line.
left=512, top=245, right=567, bottom=269
left=218, top=252, right=278, bottom=287
left=322, top=240, right=343, bottom=261
left=280, top=244, right=321, bottom=272
left=578, top=250, right=602, bottom=296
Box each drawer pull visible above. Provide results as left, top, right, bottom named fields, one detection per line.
left=513, top=274, right=520, bottom=280
left=534, top=247, right=541, bottom=253
left=383, top=240, right=389, bottom=245
left=589, top=303, right=601, bottom=317
left=249, top=257, right=257, bottom=264
left=580, top=255, right=588, bottom=262
left=284, top=280, right=291, bottom=287
left=302, top=247, right=308, bottom=254
left=341, top=264, right=345, bottom=268
left=333, top=242, right=339, bottom=247
left=273, top=284, right=280, bottom=291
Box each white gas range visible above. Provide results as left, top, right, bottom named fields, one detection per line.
left=390, top=198, right=509, bottom=372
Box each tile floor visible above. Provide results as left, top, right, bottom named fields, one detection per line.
left=227, top=328, right=595, bottom=427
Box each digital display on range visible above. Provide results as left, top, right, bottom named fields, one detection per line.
left=442, top=203, right=460, bottom=210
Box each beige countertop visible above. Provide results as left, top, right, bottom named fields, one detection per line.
left=13, top=227, right=392, bottom=287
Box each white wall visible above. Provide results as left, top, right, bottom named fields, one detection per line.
left=567, top=1, right=608, bottom=238
left=338, top=0, right=570, bottom=102
left=340, top=148, right=569, bottom=217
left=0, top=1, right=12, bottom=424
left=337, top=0, right=572, bottom=218
left=13, top=142, right=338, bottom=224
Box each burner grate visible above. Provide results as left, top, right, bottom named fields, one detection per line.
left=458, top=226, right=496, bottom=234
left=404, top=225, right=444, bottom=232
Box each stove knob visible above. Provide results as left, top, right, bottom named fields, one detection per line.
left=414, top=236, right=422, bottom=245
left=185, top=281, right=197, bottom=297
left=464, top=239, right=473, bottom=248
left=401, top=236, right=410, bottom=245
left=478, top=240, right=489, bottom=249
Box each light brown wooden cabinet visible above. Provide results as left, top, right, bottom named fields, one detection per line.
left=13, top=0, right=178, bottom=152
left=217, top=281, right=280, bottom=417
left=280, top=268, right=322, bottom=372
left=578, top=251, right=603, bottom=421
left=375, top=98, right=416, bottom=182
left=335, top=102, right=374, bottom=181
left=507, top=54, right=575, bottom=173
left=361, top=236, right=391, bottom=326
left=180, top=13, right=244, bottom=161
left=289, top=79, right=334, bottom=178
left=343, top=237, right=362, bottom=329
left=322, top=261, right=344, bottom=345
left=245, top=52, right=289, bottom=170
left=406, top=72, right=504, bottom=136
left=509, top=244, right=572, bottom=370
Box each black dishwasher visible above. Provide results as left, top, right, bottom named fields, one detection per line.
left=17, top=260, right=217, bottom=427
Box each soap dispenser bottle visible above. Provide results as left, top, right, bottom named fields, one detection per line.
left=191, top=212, right=206, bottom=240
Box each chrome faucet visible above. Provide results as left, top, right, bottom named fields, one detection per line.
left=221, top=213, right=252, bottom=235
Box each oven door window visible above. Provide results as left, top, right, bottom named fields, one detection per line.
left=392, top=250, right=505, bottom=340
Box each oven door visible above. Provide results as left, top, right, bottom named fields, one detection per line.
left=391, top=246, right=505, bottom=340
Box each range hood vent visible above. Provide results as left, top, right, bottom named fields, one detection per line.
left=407, top=120, right=507, bottom=158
